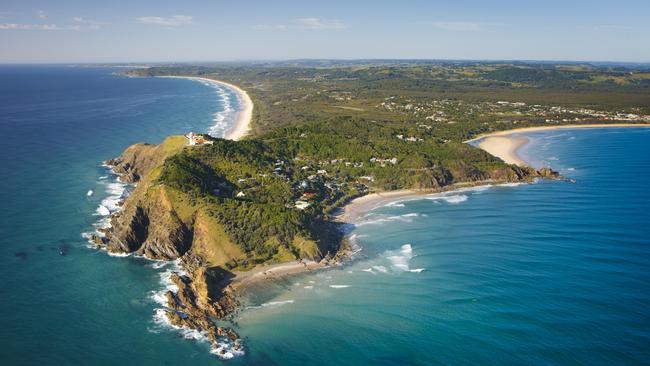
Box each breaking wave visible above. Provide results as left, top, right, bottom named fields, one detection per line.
left=189, top=78, right=240, bottom=138
left=362, top=244, right=424, bottom=274
left=357, top=213, right=421, bottom=226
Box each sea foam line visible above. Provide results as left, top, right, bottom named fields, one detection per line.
left=180, top=77, right=241, bottom=139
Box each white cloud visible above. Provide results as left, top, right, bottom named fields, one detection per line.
left=0, top=20, right=101, bottom=31
left=253, top=17, right=346, bottom=31
left=136, top=15, right=193, bottom=27
left=71, top=17, right=102, bottom=29
left=37, top=10, right=47, bottom=19
left=432, top=21, right=481, bottom=31
left=298, top=17, right=346, bottom=29
left=0, top=23, right=60, bottom=30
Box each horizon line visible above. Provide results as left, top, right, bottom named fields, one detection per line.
left=1, top=57, right=650, bottom=66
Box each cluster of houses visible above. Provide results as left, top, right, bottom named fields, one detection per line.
left=379, top=97, right=650, bottom=129
left=229, top=153, right=390, bottom=212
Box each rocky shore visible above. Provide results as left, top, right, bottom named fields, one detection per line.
left=88, top=134, right=563, bottom=358
left=88, top=137, right=249, bottom=357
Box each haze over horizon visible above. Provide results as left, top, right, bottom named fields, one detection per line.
left=1, top=0, right=649, bottom=63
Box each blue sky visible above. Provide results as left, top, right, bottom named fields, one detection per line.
left=1, top=0, right=648, bottom=63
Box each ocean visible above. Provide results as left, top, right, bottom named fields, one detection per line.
left=1, top=66, right=649, bottom=365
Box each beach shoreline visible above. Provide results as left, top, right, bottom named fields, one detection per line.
left=464, top=123, right=650, bottom=143
left=467, top=123, right=650, bottom=168
left=231, top=260, right=327, bottom=290
left=478, top=135, right=530, bottom=167
left=336, top=180, right=527, bottom=226
left=160, top=76, right=253, bottom=141
left=339, top=123, right=650, bottom=225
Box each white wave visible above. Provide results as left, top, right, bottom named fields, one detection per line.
left=149, top=258, right=242, bottom=360
left=94, top=181, right=127, bottom=219
left=184, top=78, right=241, bottom=138
left=210, top=340, right=245, bottom=360
left=347, top=233, right=365, bottom=256
left=498, top=182, right=524, bottom=187
left=96, top=205, right=110, bottom=216
left=385, top=244, right=416, bottom=272
left=566, top=167, right=576, bottom=171
left=86, top=189, right=94, bottom=197
left=408, top=268, right=426, bottom=273
left=469, top=185, right=491, bottom=193
left=357, top=213, right=419, bottom=226
left=329, top=285, right=351, bottom=288
left=106, top=251, right=130, bottom=258
left=372, top=265, right=388, bottom=273
left=149, top=261, right=168, bottom=269
left=385, top=201, right=405, bottom=207
left=261, top=299, right=295, bottom=307
left=98, top=175, right=108, bottom=180
left=149, top=259, right=185, bottom=306
left=362, top=268, right=373, bottom=272
left=442, top=195, right=468, bottom=204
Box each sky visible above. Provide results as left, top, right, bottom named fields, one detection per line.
left=0, top=0, right=649, bottom=63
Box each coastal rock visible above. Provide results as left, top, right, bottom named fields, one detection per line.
left=106, top=143, right=156, bottom=184
left=537, top=167, right=560, bottom=179
left=106, top=205, right=149, bottom=253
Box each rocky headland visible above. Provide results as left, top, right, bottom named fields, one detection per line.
left=90, top=133, right=562, bottom=358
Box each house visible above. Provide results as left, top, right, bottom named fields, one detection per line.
left=236, top=191, right=246, bottom=198
left=294, top=201, right=311, bottom=210
left=186, top=132, right=214, bottom=146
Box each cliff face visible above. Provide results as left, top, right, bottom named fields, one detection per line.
left=104, top=136, right=195, bottom=260
left=410, top=160, right=545, bottom=190
left=101, top=136, right=247, bottom=352
left=106, top=186, right=192, bottom=259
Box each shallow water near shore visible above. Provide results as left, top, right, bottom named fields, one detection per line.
left=232, top=127, right=650, bottom=365
left=0, top=66, right=241, bottom=364
left=1, top=66, right=649, bottom=365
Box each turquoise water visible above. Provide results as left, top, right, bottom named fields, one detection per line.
left=0, top=66, right=241, bottom=365
left=2, top=67, right=649, bottom=365
left=233, top=128, right=650, bottom=365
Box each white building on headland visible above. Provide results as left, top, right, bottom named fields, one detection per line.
left=186, top=132, right=214, bottom=146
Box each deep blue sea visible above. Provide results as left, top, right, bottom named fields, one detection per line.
left=1, top=66, right=649, bottom=365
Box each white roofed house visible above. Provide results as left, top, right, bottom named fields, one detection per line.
left=186, top=132, right=214, bottom=146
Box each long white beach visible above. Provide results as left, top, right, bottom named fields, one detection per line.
left=160, top=76, right=253, bottom=141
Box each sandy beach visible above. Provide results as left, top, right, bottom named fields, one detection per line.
left=160, top=76, right=253, bottom=141
left=336, top=190, right=430, bottom=223
left=231, top=260, right=326, bottom=289
left=468, top=123, right=650, bottom=168
left=478, top=135, right=530, bottom=166
left=340, top=123, right=650, bottom=225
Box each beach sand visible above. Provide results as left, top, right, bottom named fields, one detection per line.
left=231, top=260, right=326, bottom=289
left=336, top=190, right=430, bottom=223
left=160, top=76, right=253, bottom=141
left=341, top=123, right=650, bottom=225
left=478, top=135, right=530, bottom=166
left=469, top=123, right=650, bottom=168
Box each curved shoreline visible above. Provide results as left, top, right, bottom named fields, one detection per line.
left=340, top=123, right=650, bottom=224
left=160, top=76, right=253, bottom=141
left=467, top=123, right=650, bottom=168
